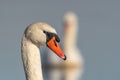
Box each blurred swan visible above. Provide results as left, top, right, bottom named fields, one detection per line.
left=45, top=12, right=84, bottom=80
left=21, top=22, right=66, bottom=80
left=63, top=12, right=84, bottom=80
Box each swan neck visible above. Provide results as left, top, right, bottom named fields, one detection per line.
left=21, top=36, right=43, bottom=80
left=63, top=26, right=78, bottom=50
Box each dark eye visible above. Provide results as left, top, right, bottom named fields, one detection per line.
left=43, top=30, right=46, bottom=33
left=43, top=31, right=53, bottom=42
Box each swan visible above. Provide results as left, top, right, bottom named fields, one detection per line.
left=45, top=12, right=84, bottom=80
left=63, top=12, right=84, bottom=80
left=21, top=22, right=66, bottom=80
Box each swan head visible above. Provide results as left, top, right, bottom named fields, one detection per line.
left=63, top=12, right=78, bottom=32
left=63, top=12, right=78, bottom=26
left=24, top=22, right=66, bottom=60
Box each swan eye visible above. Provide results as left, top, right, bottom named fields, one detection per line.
left=43, top=30, right=46, bottom=33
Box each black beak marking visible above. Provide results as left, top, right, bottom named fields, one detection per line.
left=43, top=30, right=60, bottom=43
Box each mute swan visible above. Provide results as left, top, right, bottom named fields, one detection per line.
left=45, top=12, right=84, bottom=80
left=21, top=22, right=66, bottom=80
left=63, top=12, right=84, bottom=80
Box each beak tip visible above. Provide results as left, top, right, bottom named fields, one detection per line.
left=63, top=55, right=67, bottom=60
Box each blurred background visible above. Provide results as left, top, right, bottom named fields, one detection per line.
left=0, top=0, right=120, bottom=80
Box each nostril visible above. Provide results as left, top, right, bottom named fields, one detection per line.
left=54, top=40, right=57, bottom=47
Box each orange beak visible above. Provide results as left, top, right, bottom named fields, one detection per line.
left=47, top=37, right=66, bottom=60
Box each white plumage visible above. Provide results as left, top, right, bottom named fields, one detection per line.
left=21, top=22, right=65, bottom=80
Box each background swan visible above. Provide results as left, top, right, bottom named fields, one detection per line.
left=45, top=12, right=84, bottom=80
left=21, top=22, right=66, bottom=80
left=63, top=12, right=84, bottom=80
